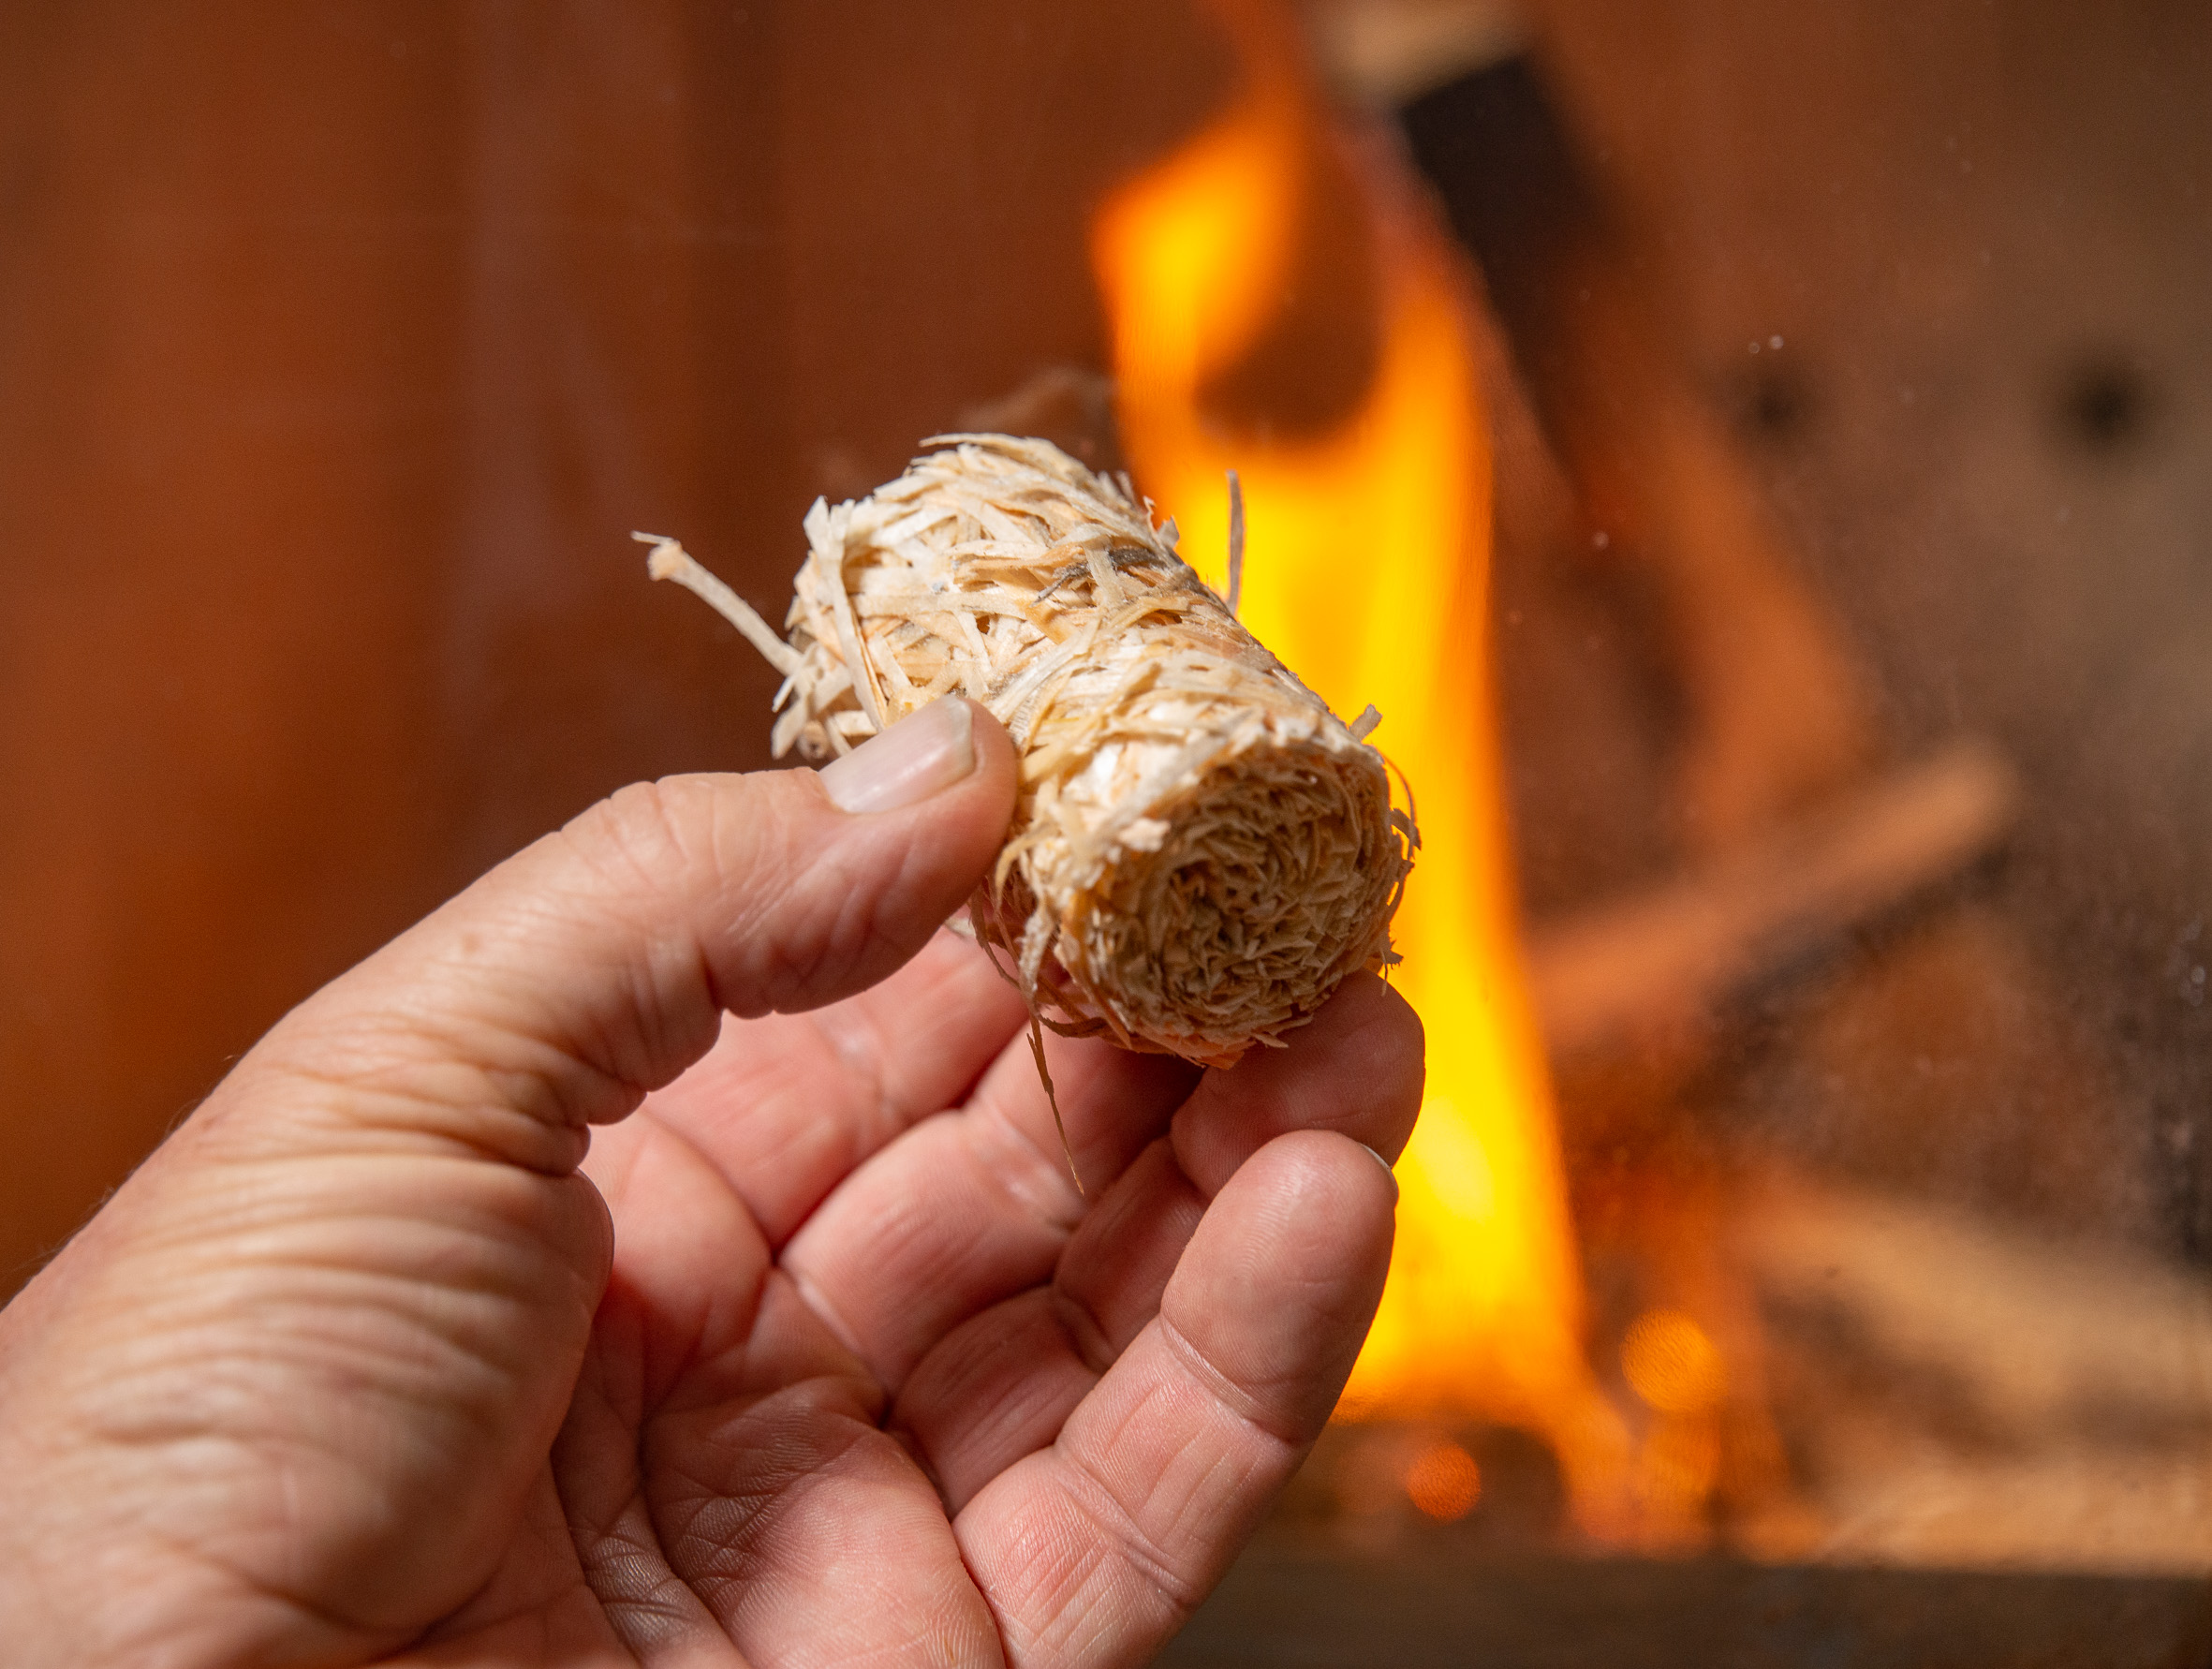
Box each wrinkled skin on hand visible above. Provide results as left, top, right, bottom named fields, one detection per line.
left=0, top=702, right=1421, bottom=1669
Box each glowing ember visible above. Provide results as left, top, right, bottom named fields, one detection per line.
left=1092, top=2, right=1635, bottom=1532
left=1405, top=1439, right=1484, bottom=1523
left=1622, top=1308, right=1727, bottom=1416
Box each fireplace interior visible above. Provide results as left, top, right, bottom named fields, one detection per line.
left=2, top=3, right=2209, bottom=1664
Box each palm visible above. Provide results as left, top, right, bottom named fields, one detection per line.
left=404, top=934, right=1416, bottom=1667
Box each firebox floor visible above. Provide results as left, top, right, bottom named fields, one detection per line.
left=1158, top=1545, right=2212, bottom=1669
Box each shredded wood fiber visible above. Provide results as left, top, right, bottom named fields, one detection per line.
left=642, top=433, right=1414, bottom=1071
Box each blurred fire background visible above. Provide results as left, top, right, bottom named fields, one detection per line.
left=5, top=0, right=2212, bottom=1649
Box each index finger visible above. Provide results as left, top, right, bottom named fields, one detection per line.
left=633, top=929, right=1031, bottom=1246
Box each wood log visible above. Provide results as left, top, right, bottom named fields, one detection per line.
left=1525, top=741, right=2019, bottom=1065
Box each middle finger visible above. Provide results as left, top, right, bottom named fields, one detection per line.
left=893, top=972, right=1423, bottom=1503
left=774, top=1022, right=1200, bottom=1394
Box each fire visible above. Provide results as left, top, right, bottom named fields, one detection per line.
left=1092, top=1, right=1633, bottom=1529
left=1405, top=1439, right=1484, bottom=1523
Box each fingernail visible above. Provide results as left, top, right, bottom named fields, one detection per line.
left=1360, top=1143, right=1400, bottom=1202
left=818, top=696, right=977, bottom=813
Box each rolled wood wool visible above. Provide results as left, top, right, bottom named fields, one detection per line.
left=645, top=433, right=1415, bottom=1070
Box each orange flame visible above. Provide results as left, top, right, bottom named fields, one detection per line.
left=1092, top=4, right=1633, bottom=1529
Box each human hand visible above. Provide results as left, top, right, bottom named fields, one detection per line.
left=0, top=696, right=1421, bottom=1668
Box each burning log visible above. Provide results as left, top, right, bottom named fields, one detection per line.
left=1526, top=741, right=2020, bottom=1067
left=642, top=434, right=1414, bottom=1074
left=1737, top=1174, right=2212, bottom=1574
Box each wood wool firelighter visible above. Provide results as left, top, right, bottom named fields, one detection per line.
left=642, top=433, right=1415, bottom=1077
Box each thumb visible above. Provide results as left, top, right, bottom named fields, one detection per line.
left=265, top=691, right=1019, bottom=1157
